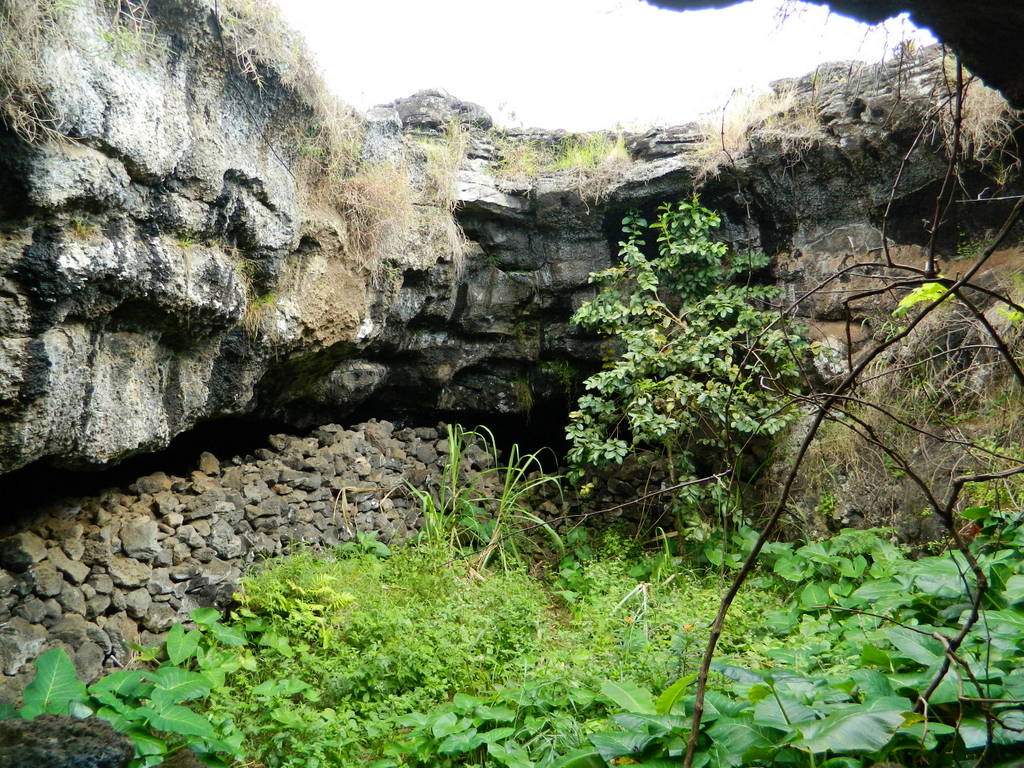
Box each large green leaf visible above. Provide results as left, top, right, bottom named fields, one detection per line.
left=438, top=727, right=484, bottom=754
left=910, top=558, right=971, bottom=598
left=207, top=622, right=247, bottom=647
left=141, top=704, right=216, bottom=739
left=95, top=704, right=146, bottom=731
left=611, top=712, right=689, bottom=735
left=773, top=556, right=810, bottom=582
left=958, top=717, right=989, bottom=750
left=126, top=729, right=169, bottom=757
left=752, top=695, right=817, bottom=727
left=800, top=582, right=829, bottom=608
left=985, top=609, right=1024, bottom=635
left=190, top=607, right=221, bottom=626
left=1004, top=574, right=1024, bottom=605
left=796, top=708, right=906, bottom=754
left=20, top=648, right=87, bottom=719
left=589, top=729, right=658, bottom=761
left=706, top=716, right=781, bottom=756
left=486, top=740, right=533, bottom=768
left=146, top=667, right=212, bottom=709
left=165, top=624, right=201, bottom=665
left=430, top=711, right=466, bottom=739
left=89, top=669, right=150, bottom=707
left=600, top=680, right=656, bottom=714
left=848, top=669, right=893, bottom=700
left=479, top=727, right=515, bottom=744
left=549, top=747, right=605, bottom=768
left=838, top=555, right=867, bottom=579
left=884, top=627, right=944, bottom=666
left=849, top=580, right=907, bottom=609
left=656, top=674, right=696, bottom=715
left=993, top=708, right=1024, bottom=745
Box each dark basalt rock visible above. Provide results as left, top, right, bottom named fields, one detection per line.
left=0, top=715, right=134, bottom=768
left=0, top=0, right=1019, bottom=496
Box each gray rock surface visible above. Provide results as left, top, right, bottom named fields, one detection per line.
left=1, top=0, right=1008, bottom=480
left=0, top=714, right=134, bottom=768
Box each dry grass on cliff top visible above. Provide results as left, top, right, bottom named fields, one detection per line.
left=222, top=1, right=449, bottom=273
left=494, top=131, right=632, bottom=206
left=220, top=0, right=364, bottom=188
left=692, top=84, right=823, bottom=181
left=939, top=61, right=1024, bottom=166
left=1, top=0, right=171, bottom=143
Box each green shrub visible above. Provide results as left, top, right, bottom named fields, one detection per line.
left=562, top=516, right=1024, bottom=768
left=567, top=198, right=808, bottom=535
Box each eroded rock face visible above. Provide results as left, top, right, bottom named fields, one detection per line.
left=0, top=0, right=1016, bottom=487
left=0, top=1, right=454, bottom=474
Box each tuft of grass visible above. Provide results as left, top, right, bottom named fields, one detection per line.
left=219, top=0, right=366, bottom=201
left=693, top=83, right=823, bottom=181
left=0, top=0, right=76, bottom=143
left=0, top=0, right=170, bottom=143
left=242, top=292, right=277, bottom=339
left=940, top=58, right=1024, bottom=167
left=336, top=160, right=415, bottom=274
left=548, top=132, right=629, bottom=171
left=493, top=136, right=554, bottom=182
left=409, top=424, right=561, bottom=570
left=68, top=217, right=99, bottom=240
left=417, top=121, right=470, bottom=276
left=494, top=131, right=631, bottom=206
left=418, top=120, right=468, bottom=214
left=495, top=132, right=629, bottom=180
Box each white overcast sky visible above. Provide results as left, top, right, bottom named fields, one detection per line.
left=273, top=0, right=936, bottom=131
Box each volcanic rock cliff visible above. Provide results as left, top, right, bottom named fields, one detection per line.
left=3, top=0, right=1024, bottom=709
left=0, top=0, right=1020, bottom=485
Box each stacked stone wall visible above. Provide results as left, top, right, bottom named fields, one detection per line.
left=0, top=419, right=496, bottom=702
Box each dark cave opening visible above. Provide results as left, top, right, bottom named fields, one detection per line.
left=0, top=416, right=295, bottom=533
left=0, top=392, right=579, bottom=533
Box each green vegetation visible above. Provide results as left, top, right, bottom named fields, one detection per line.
left=418, top=121, right=469, bottom=214
left=15, top=512, right=1024, bottom=767
left=494, top=132, right=630, bottom=191
left=68, top=217, right=99, bottom=240
left=566, top=198, right=807, bottom=533
left=242, top=292, right=277, bottom=338
left=547, top=133, right=629, bottom=172
left=10, top=530, right=787, bottom=768
left=6, top=610, right=248, bottom=767
left=408, top=424, right=562, bottom=570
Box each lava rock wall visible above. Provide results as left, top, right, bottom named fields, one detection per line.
left=0, top=419, right=502, bottom=701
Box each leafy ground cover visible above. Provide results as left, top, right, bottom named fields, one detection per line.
left=12, top=508, right=1024, bottom=767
